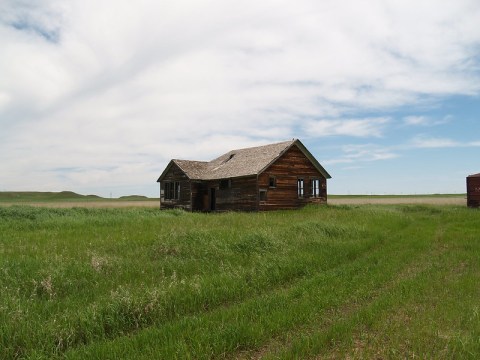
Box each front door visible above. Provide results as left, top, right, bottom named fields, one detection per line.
left=210, top=188, right=216, bottom=211
left=192, top=182, right=209, bottom=211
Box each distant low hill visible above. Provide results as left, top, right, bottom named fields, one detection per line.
left=0, top=191, right=103, bottom=202
left=118, top=195, right=149, bottom=201
left=0, top=191, right=159, bottom=203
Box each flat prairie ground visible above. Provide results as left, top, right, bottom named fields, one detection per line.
left=0, top=195, right=466, bottom=208
left=329, top=195, right=466, bottom=206
left=0, top=203, right=479, bottom=359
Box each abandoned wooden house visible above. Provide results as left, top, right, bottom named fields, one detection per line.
left=157, top=139, right=331, bottom=211
left=467, top=173, right=480, bottom=208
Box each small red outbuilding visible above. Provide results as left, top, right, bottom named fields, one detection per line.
left=467, top=173, right=480, bottom=208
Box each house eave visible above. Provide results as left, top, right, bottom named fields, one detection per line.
left=157, top=160, right=195, bottom=182
left=257, top=139, right=332, bottom=179
left=157, top=161, right=174, bottom=182
left=294, top=139, right=332, bottom=179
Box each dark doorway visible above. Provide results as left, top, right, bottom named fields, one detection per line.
left=192, top=183, right=208, bottom=211
left=210, top=188, right=216, bottom=211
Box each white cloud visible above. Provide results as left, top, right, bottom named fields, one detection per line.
left=409, top=135, right=480, bottom=148
left=304, top=118, right=390, bottom=137
left=403, top=115, right=451, bottom=126
left=0, top=92, right=10, bottom=109
left=404, top=116, right=430, bottom=126
left=324, top=144, right=399, bottom=165
left=0, top=0, right=479, bottom=195
left=410, top=135, right=459, bottom=148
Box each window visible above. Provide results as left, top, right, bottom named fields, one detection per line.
left=220, top=179, right=232, bottom=190
left=176, top=182, right=180, bottom=199
left=259, top=189, right=267, bottom=202
left=269, top=176, right=276, bottom=188
left=164, top=181, right=180, bottom=200
left=297, top=178, right=304, bottom=198
left=311, top=179, right=320, bottom=197
left=164, top=182, right=172, bottom=199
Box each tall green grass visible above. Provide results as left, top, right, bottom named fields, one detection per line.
left=0, top=205, right=478, bottom=359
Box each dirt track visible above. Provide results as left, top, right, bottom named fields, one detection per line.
left=328, top=196, right=466, bottom=206
left=0, top=197, right=467, bottom=208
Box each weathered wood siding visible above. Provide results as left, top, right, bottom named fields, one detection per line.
left=467, top=175, right=480, bottom=208
left=160, top=163, right=192, bottom=210
left=189, top=177, right=258, bottom=211
left=205, top=177, right=258, bottom=211
left=258, top=145, right=327, bottom=211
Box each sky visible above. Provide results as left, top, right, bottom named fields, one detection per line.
left=1, top=0, right=480, bottom=197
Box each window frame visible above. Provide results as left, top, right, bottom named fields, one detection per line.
left=269, top=176, right=277, bottom=188
left=164, top=181, right=180, bottom=200
left=259, top=189, right=267, bottom=202
left=297, top=178, right=304, bottom=198
left=311, top=179, right=320, bottom=198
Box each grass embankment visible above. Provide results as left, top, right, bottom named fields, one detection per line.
left=0, top=191, right=102, bottom=203
left=0, top=205, right=479, bottom=359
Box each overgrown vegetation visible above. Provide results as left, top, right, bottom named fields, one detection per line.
left=0, top=205, right=478, bottom=359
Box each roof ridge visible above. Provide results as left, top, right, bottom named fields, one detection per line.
left=224, top=139, right=296, bottom=154
left=173, top=159, right=208, bottom=163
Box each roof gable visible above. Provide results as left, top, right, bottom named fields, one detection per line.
left=156, top=159, right=208, bottom=182
left=206, top=140, right=295, bottom=179
left=157, top=139, right=331, bottom=181
left=173, top=159, right=208, bottom=179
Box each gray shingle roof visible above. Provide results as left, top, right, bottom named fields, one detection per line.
left=204, top=140, right=295, bottom=179
left=158, top=139, right=331, bottom=181
left=173, top=160, right=208, bottom=180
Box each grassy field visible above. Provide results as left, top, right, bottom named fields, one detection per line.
left=0, top=192, right=159, bottom=209
left=0, top=204, right=479, bottom=359
left=0, top=191, right=466, bottom=209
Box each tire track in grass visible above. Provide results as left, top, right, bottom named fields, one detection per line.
left=63, top=237, right=379, bottom=358
left=5, top=221, right=380, bottom=359
left=261, top=224, right=449, bottom=359
left=62, top=220, right=427, bottom=360
left=229, top=220, right=441, bottom=359
left=330, top=226, right=480, bottom=359
left=1, top=206, right=417, bottom=359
